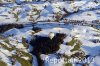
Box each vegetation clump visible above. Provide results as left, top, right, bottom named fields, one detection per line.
left=0, top=23, right=24, bottom=33
left=30, top=33, right=66, bottom=54
left=0, top=60, right=7, bottom=66
left=64, top=63, right=72, bottom=66
left=67, top=38, right=77, bottom=46
left=30, top=33, right=66, bottom=66
left=32, top=27, right=42, bottom=33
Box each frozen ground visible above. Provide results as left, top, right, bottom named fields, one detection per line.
left=0, top=23, right=99, bottom=66
left=0, top=1, right=100, bottom=23
left=0, top=0, right=100, bottom=66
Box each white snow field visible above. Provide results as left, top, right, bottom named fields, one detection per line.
left=0, top=0, right=100, bottom=66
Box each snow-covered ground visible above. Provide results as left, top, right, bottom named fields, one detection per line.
left=0, top=1, right=100, bottom=23
left=0, top=22, right=99, bottom=66
left=0, top=1, right=100, bottom=66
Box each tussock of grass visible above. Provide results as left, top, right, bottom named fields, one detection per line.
left=4, top=39, right=10, bottom=44
left=0, top=43, right=14, bottom=51
left=0, top=42, right=32, bottom=61
left=0, top=38, right=32, bottom=66
left=71, top=51, right=85, bottom=60
left=67, top=38, right=77, bottom=46
left=64, top=63, right=72, bottom=66
left=0, top=60, right=7, bottom=66
left=12, top=55, right=32, bottom=66
left=66, top=38, right=82, bottom=52
left=71, top=42, right=81, bottom=52
left=1, top=38, right=32, bottom=60
left=22, top=37, right=29, bottom=48
left=18, top=50, right=32, bottom=61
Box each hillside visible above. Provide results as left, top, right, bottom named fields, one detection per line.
left=0, top=1, right=100, bottom=66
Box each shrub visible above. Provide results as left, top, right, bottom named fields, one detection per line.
left=30, top=33, right=66, bottom=66
left=0, top=23, right=24, bottom=33
left=30, top=33, right=66, bottom=54
left=32, top=27, right=42, bottom=33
